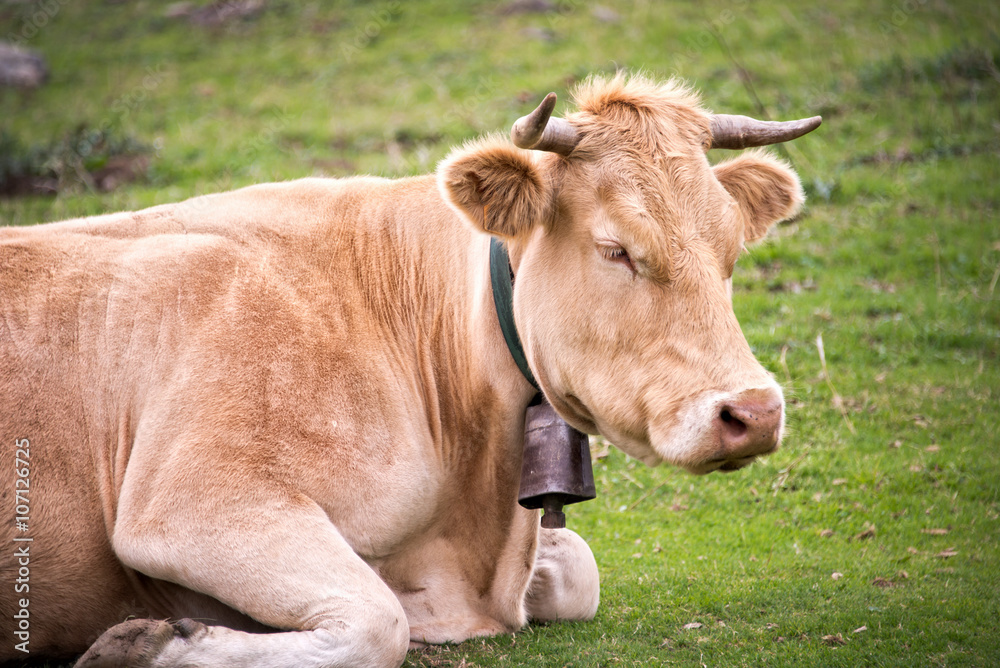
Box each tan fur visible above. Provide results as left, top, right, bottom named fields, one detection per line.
left=713, top=149, right=805, bottom=241
left=438, top=135, right=552, bottom=238
left=0, top=73, right=807, bottom=666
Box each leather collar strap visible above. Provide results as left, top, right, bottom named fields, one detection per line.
left=489, top=237, right=541, bottom=393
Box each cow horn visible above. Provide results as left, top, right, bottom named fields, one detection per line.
left=710, top=114, right=822, bottom=150
left=511, top=92, right=580, bottom=155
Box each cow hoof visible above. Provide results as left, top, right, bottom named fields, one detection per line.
left=74, top=618, right=207, bottom=668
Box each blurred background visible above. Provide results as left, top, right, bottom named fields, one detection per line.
left=1, top=1, right=997, bottom=666
left=0, top=1, right=992, bottom=218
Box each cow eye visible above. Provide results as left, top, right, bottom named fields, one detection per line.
left=599, top=243, right=634, bottom=272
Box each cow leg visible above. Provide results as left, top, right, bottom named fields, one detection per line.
left=75, top=616, right=403, bottom=668
left=524, top=527, right=600, bottom=622
left=92, top=496, right=410, bottom=668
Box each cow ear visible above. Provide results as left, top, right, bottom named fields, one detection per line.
left=437, top=136, right=550, bottom=238
left=713, top=150, right=805, bottom=243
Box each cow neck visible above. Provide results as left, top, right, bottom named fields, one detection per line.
left=489, top=237, right=541, bottom=398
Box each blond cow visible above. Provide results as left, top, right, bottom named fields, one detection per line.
left=0, top=74, right=819, bottom=667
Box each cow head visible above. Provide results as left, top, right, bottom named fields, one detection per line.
left=438, top=74, right=819, bottom=474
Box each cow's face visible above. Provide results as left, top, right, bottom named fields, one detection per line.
left=439, top=75, right=811, bottom=474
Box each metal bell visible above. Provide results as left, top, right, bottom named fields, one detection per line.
left=518, top=399, right=597, bottom=529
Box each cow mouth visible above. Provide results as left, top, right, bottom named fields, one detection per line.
left=697, top=456, right=758, bottom=474
left=716, top=457, right=756, bottom=472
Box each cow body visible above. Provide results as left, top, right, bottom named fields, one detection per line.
left=2, top=175, right=559, bottom=658
left=1, top=74, right=814, bottom=667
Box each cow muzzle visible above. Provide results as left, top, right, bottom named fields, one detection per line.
left=708, top=387, right=784, bottom=472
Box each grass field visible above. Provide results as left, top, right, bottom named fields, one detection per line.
left=2, top=1, right=998, bottom=666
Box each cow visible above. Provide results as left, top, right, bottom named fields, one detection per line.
left=0, top=73, right=819, bottom=667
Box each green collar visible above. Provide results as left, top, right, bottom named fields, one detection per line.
left=489, top=238, right=541, bottom=393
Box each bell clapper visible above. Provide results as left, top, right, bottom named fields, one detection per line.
left=539, top=495, right=567, bottom=529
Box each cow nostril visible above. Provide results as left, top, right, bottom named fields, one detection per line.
left=716, top=390, right=783, bottom=461
left=719, top=408, right=748, bottom=439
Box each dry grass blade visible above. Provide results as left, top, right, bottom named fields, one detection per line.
left=779, top=344, right=792, bottom=384
left=816, top=333, right=856, bottom=434
left=770, top=448, right=810, bottom=495
left=624, top=478, right=670, bottom=511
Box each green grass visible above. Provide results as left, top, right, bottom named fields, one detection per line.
left=2, top=0, right=998, bottom=666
